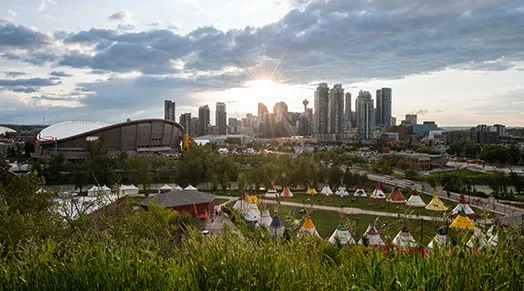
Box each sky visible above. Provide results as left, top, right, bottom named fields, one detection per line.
left=1, top=0, right=524, bottom=126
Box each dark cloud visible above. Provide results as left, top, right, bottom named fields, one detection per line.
left=0, top=22, right=51, bottom=49
left=2, top=51, right=58, bottom=65
left=0, top=77, right=61, bottom=87
left=12, top=87, right=38, bottom=93
left=50, top=71, right=73, bottom=77
left=2, top=71, right=26, bottom=77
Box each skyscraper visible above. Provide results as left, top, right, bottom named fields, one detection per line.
left=376, top=88, right=392, bottom=126
left=164, top=100, right=176, bottom=121
left=198, top=105, right=210, bottom=136
left=405, top=114, right=417, bottom=125
left=273, top=102, right=289, bottom=124
left=345, top=92, right=352, bottom=126
left=328, top=84, right=344, bottom=134
left=179, top=113, right=191, bottom=135
left=216, top=102, right=227, bottom=135
left=314, top=83, right=329, bottom=134
left=357, top=90, right=376, bottom=139
left=190, top=117, right=199, bottom=136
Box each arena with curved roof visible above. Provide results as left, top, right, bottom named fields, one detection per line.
left=34, top=119, right=184, bottom=159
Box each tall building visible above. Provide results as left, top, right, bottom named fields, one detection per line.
left=298, top=99, right=312, bottom=136
left=190, top=117, right=199, bottom=136
left=179, top=113, right=191, bottom=135
left=405, top=114, right=417, bottom=125
left=164, top=100, right=176, bottom=121
left=273, top=102, right=289, bottom=124
left=314, top=83, right=329, bottom=134
left=198, top=105, right=210, bottom=136
left=229, top=118, right=241, bottom=134
left=357, top=90, right=376, bottom=139
left=376, top=88, right=392, bottom=126
left=216, top=102, right=227, bottom=135
left=345, top=92, right=352, bottom=127
left=391, top=116, right=397, bottom=126
left=328, top=84, right=344, bottom=134
left=257, top=103, right=268, bottom=136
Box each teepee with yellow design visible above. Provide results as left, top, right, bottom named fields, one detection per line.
left=425, top=187, right=449, bottom=211
left=450, top=210, right=475, bottom=230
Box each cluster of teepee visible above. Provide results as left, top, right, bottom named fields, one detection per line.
left=264, top=187, right=294, bottom=198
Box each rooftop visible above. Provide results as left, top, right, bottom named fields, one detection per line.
left=138, top=190, right=215, bottom=208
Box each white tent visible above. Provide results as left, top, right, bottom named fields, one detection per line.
left=269, top=214, right=285, bottom=238
left=392, top=227, right=418, bottom=247
left=452, top=200, right=476, bottom=216
left=184, top=185, right=198, bottom=191
left=335, top=186, right=349, bottom=197
left=87, top=185, right=112, bottom=197
left=244, top=203, right=261, bottom=225
left=174, top=185, right=183, bottom=191
left=232, top=199, right=249, bottom=212
left=371, top=185, right=386, bottom=200
left=428, top=228, right=447, bottom=249
left=486, top=225, right=498, bottom=248
left=328, top=224, right=356, bottom=246
left=466, top=227, right=488, bottom=250
left=159, top=184, right=173, bottom=193
left=297, top=218, right=321, bottom=238
left=36, top=188, right=48, bottom=194
left=265, top=189, right=279, bottom=198
left=353, top=187, right=367, bottom=197
left=320, top=185, right=333, bottom=196
left=280, top=187, right=294, bottom=197
left=358, top=223, right=385, bottom=246
left=406, top=192, right=427, bottom=207
left=259, top=209, right=272, bottom=228
left=118, top=185, right=139, bottom=195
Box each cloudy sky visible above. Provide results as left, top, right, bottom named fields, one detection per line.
left=1, top=0, right=523, bottom=126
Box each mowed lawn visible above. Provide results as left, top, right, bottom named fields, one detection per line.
left=265, top=204, right=443, bottom=245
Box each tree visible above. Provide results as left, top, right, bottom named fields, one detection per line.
left=236, top=173, right=247, bottom=194
left=125, top=156, right=152, bottom=190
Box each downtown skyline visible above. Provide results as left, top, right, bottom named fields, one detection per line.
left=0, top=0, right=524, bottom=126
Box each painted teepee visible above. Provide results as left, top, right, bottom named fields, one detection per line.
left=486, top=225, right=498, bottom=248
left=265, top=188, right=279, bottom=198
left=450, top=210, right=475, bottom=230
left=328, top=224, right=356, bottom=246
left=353, top=186, right=368, bottom=197
left=358, top=223, right=386, bottom=246
left=371, top=185, right=387, bottom=200
left=452, top=196, right=475, bottom=216
left=297, top=218, right=321, bottom=238
left=466, top=227, right=488, bottom=250
left=335, top=186, right=349, bottom=197
left=406, top=190, right=426, bottom=207
left=281, top=187, right=294, bottom=198
left=425, top=188, right=448, bottom=211
left=320, top=184, right=333, bottom=196
left=244, top=203, right=261, bottom=225
left=269, top=211, right=285, bottom=238
left=386, top=187, right=407, bottom=204
left=427, top=227, right=447, bottom=248
left=259, top=209, right=272, bottom=229
left=306, top=188, right=318, bottom=195
left=392, top=226, right=418, bottom=247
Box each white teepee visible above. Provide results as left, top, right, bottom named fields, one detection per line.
left=244, top=203, right=261, bottom=225
left=486, top=225, right=498, bottom=248
left=328, top=224, right=356, bottom=246
left=264, top=189, right=279, bottom=198
left=320, top=185, right=333, bottom=196
left=406, top=192, right=427, bottom=207
left=466, top=227, right=488, bottom=250
left=427, top=228, right=447, bottom=249
left=358, top=223, right=385, bottom=246
left=392, top=227, right=418, bottom=247
left=297, top=218, right=321, bottom=238
left=353, top=187, right=367, bottom=197
left=233, top=199, right=249, bottom=212
left=335, top=186, right=349, bottom=197
left=452, top=199, right=476, bottom=216
left=259, top=209, right=272, bottom=228
left=280, top=187, right=294, bottom=197
left=371, top=185, right=386, bottom=199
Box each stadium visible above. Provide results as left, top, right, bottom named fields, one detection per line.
left=34, top=119, right=184, bottom=159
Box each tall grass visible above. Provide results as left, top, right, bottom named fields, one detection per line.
left=1, top=227, right=522, bottom=290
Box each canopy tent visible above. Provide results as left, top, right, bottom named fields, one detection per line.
left=405, top=191, right=426, bottom=207
left=87, top=185, right=112, bottom=197
left=392, top=226, right=418, bottom=247
left=306, top=188, right=318, bottom=195
left=269, top=214, right=284, bottom=237
left=320, top=185, right=333, bottom=196
left=466, top=227, right=488, bottom=250
left=118, top=184, right=139, bottom=195
left=36, top=188, right=48, bottom=194
left=425, top=193, right=449, bottom=211
left=264, top=189, right=279, bottom=198
left=328, top=224, right=356, bottom=246
left=452, top=199, right=476, bottom=216
left=386, top=187, right=407, bottom=204
left=259, top=209, right=272, bottom=228
left=244, top=203, right=261, bottom=225
left=174, top=185, right=183, bottom=191
left=184, top=185, right=197, bottom=191
left=450, top=210, right=475, bottom=230
left=280, top=187, right=294, bottom=198
left=297, top=218, right=321, bottom=238
left=371, top=185, right=386, bottom=200
left=159, top=184, right=173, bottom=193
left=427, top=227, right=447, bottom=249
left=335, top=186, right=349, bottom=197
left=353, top=186, right=367, bottom=197
left=358, top=223, right=386, bottom=246
left=486, top=225, right=498, bottom=247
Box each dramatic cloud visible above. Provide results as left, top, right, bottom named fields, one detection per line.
left=2, top=71, right=26, bottom=77
left=49, top=70, right=73, bottom=77
left=0, top=77, right=61, bottom=87
left=0, top=23, right=51, bottom=49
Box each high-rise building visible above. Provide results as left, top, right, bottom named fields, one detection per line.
left=314, top=83, right=329, bottom=134
left=376, top=88, right=392, bottom=126
left=328, top=84, right=344, bottom=134
left=357, top=90, right=376, bottom=139
left=164, top=100, right=176, bottom=121
left=391, top=117, right=397, bottom=126
left=179, top=113, right=191, bottom=135
left=216, top=102, right=227, bottom=135
left=345, top=92, right=352, bottom=127
left=405, top=114, right=417, bottom=125
left=198, top=105, right=210, bottom=136
left=190, top=117, right=199, bottom=136
left=298, top=99, right=312, bottom=136
left=273, top=102, right=289, bottom=124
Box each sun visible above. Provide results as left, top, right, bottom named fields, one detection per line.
left=244, top=79, right=286, bottom=107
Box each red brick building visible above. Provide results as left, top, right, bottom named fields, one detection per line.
left=139, top=190, right=215, bottom=219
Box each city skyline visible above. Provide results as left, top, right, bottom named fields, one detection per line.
left=0, top=1, right=524, bottom=126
